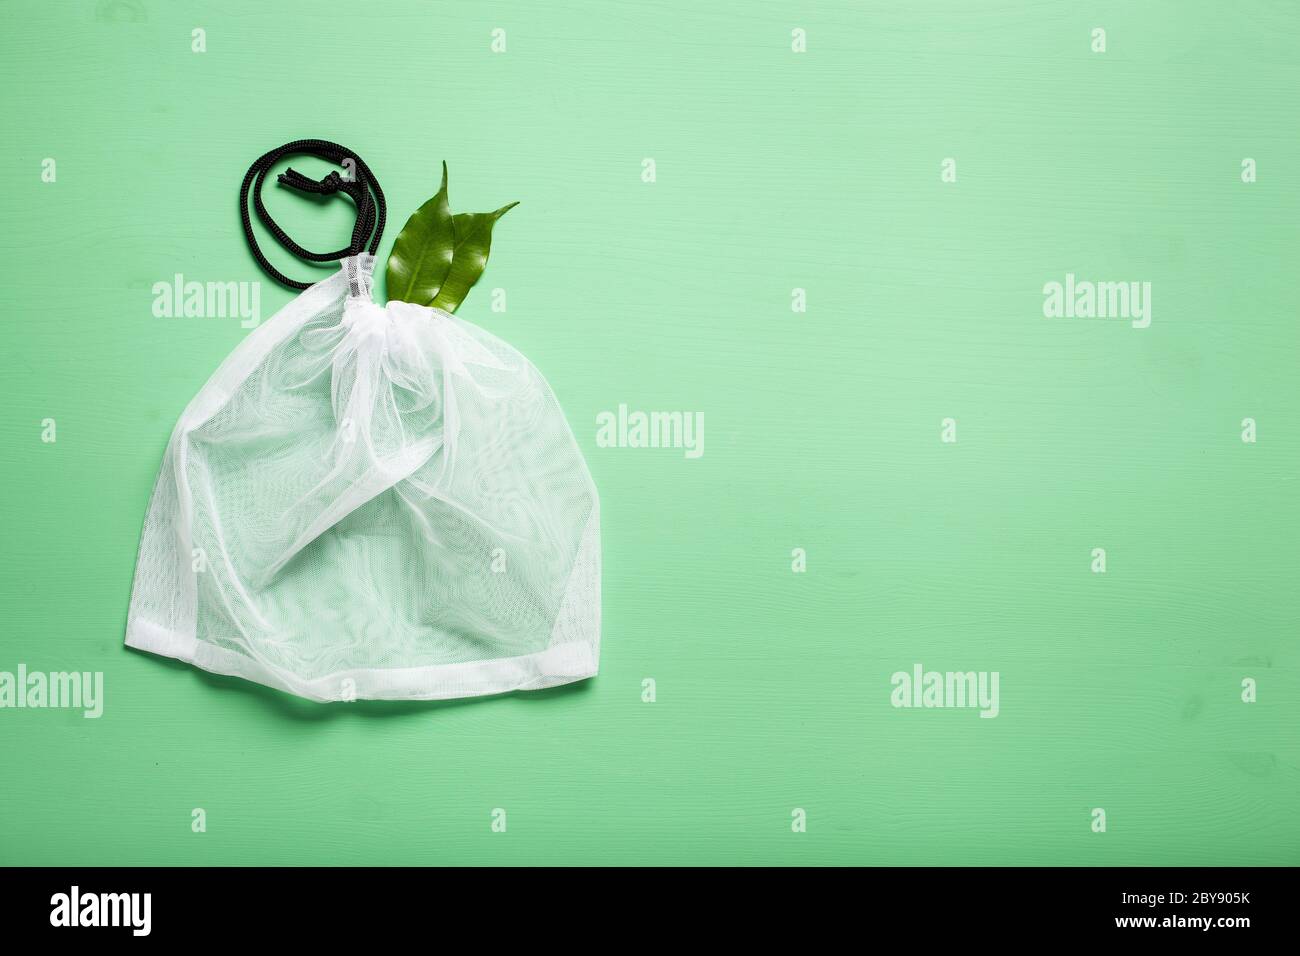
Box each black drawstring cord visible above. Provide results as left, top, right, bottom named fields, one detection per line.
left=239, top=139, right=387, bottom=290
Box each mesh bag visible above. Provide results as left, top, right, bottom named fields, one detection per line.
left=126, top=141, right=600, bottom=702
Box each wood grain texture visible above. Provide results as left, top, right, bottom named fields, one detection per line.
left=0, top=0, right=1296, bottom=865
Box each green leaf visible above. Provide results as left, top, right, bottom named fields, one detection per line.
left=429, top=202, right=518, bottom=313
left=385, top=162, right=454, bottom=306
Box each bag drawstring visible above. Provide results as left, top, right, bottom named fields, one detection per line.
left=239, top=139, right=387, bottom=291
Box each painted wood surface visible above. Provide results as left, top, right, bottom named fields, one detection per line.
left=0, top=0, right=1296, bottom=865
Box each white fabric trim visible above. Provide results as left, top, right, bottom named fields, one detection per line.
left=126, top=617, right=597, bottom=703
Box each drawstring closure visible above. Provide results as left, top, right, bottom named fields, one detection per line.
left=239, top=139, right=387, bottom=291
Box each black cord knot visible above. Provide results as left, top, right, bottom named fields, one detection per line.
left=240, top=140, right=387, bottom=290
left=277, top=167, right=345, bottom=195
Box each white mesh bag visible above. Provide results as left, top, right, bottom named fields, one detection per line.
left=126, top=140, right=600, bottom=702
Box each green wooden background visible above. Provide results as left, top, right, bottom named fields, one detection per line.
left=1, top=0, right=1297, bottom=866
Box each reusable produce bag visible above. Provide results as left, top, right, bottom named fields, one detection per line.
left=126, top=140, right=600, bottom=702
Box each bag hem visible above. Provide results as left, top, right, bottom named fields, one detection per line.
left=125, top=620, right=597, bottom=703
